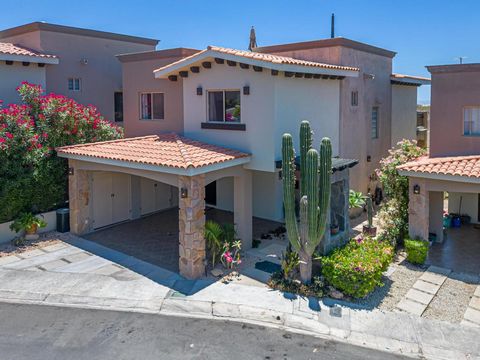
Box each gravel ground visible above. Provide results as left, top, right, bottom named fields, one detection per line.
left=0, top=231, right=61, bottom=257
left=423, top=272, right=479, bottom=323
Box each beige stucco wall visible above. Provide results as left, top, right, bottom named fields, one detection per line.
left=0, top=62, right=46, bottom=104
left=1, top=30, right=155, bottom=121
left=121, top=56, right=186, bottom=137
left=182, top=63, right=341, bottom=172
left=429, top=68, right=480, bottom=157
left=391, top=85, right=418, bottom=147
left=260, top=45, right=393, bottom=194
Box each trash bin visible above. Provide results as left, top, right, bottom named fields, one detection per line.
left=56, top=208, right=70, bottom=233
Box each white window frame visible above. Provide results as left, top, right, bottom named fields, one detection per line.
left=206, top=89, right=241, bottom=123
left=68, top=78, right=81, bottom=91
left=371, top=106, right=379, bottom=139
left=139, top=92, right=165, bottom=121
left=463, top=106, right=480, bottom=136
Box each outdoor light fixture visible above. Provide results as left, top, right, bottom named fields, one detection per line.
left=367, top=155, right=371, bottom=162
left=181, top=187, right=188, bottom=198
left=68, top=167, right=74, bottom=176
left=413, top=184, right=421, bottom=195
left=196, top=86, right=203, bottom=95
left=243, top=86, right=250, bottom=95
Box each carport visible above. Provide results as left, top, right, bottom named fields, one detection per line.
left=57, top=134, right=252, bottom=279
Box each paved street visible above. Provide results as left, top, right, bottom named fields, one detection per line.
left=0, top=303, right=410, bottom=360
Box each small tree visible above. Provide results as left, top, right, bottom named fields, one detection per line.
left=376, top=140, right=426, bottom=243
left=0, top=82, right=123, bottom=222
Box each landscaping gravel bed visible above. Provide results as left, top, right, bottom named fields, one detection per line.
left=0, top=232, right=61, bottom=257
left=423, top=272, right=479, bottom=323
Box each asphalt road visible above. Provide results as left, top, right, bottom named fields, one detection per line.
left=0, top=303, right=412, bottom=360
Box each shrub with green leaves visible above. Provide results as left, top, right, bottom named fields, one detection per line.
left=404, top=238, right=429, bottom=265
left=322, top=236, right=394, bottom=298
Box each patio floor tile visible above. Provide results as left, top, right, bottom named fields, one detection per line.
left=413, top=280, right=440, bottom=295
left=405, top=288, right=434, bottom=305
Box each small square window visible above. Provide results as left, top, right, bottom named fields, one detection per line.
left=351, top=91, right=358, bottom=106
left=207, top=90, right=241, bottom=123
left=463, top=107, right=480, bottom=136
left=140, top=92, right=164, bottom=120
left=68, top=78, right=81, bottom=91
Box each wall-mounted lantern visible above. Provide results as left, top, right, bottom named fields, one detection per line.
left=413, top=184, right=421, bottom=195
left=196, top=86, right=203, bottom=96
left=180, top=187, right=188, bottom=198
left=366, top=155, right=371, bottom=162
left=243, top=86, right=250, bottom=95
left=68, top=167, right=74, bottom=176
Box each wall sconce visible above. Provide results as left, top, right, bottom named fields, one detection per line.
left=243, top=86, right=250, bottom=95
left=68, top=167, right=74, bottom=176
left=196, top=86, right=203, bottom=95
left=413, top=184, right=421, bottom=195
left=366, top=155, right=371, bottom=162
left=180, top=187, right=188, bottom=198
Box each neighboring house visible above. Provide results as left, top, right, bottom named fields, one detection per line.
left=0, top=42, right=58, bottom=105
left=416, top=106, right=430, bottom=148
left=0, top=22, right=158, bottom=121
left=398, top=63, right=480, bottom=244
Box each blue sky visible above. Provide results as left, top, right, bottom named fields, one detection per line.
left=2, top=0, right=480, bottom=104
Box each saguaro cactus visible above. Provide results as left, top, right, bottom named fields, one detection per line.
left=282, top=121, right=332, bottom=284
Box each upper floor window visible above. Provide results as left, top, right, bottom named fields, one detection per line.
left=140, top=92, right=164, bottom=120
left=463, top=107, right=480, bottom=136
left=208, top=90, right=241, bottom=123
left=68, top=78, right=81, bottom=91
left=351, top=91, right=358, bottom=106
left=371, top=106, right=379, bottom=139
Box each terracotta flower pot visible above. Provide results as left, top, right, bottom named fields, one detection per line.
left=362, top=225, right=377, bottom=237
left=25, top=224, right=38, bottom=235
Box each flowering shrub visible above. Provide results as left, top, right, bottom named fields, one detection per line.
left=0, top=82, right=123, bottom=222
left=322, top=236, right=394, bottom=298
left=221, top=240, right=242, bottom=269
left=375, top=140, right=426, bottom=244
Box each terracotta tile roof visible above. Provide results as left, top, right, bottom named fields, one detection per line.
left=56, top=134, right=250, bottom=169
left=0, top=42, right=57, bottom=59
left=397, top=155, right=480, bottom=178
left=154, top=45, right=359, bottom=74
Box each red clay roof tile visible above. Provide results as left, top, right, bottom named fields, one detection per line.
left=56, top=134, right=250, bottom=169
left=0, top=42, right=57, bottom=59
left=397, top=155, right=480, bottom=178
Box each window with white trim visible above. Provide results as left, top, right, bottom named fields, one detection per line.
left=140, top=92, right=164, bottom=120
left=68, top=78, right=81, bottom=91
left=463, top=107, right=480, bottom=136
left=207, top=90, right=241, bottom=123
left=371, top=106, right=379, bottom=139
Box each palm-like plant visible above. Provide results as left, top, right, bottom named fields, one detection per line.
left=204, top=220, right=223, bottom=267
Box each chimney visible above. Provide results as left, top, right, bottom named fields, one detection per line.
left=331, top=13, right=335, bottom=38
left=248, top=26, right=257, bottom=51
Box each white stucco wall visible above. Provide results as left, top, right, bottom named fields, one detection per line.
left=215, top=177, right=234, bottom=212
left=182, top=64, right=341, bottom=172
left=252, top=170, right=284, bottom=221
left=391, top=85, right=418, bottom=147
left=448, top=192, right=479, bottom=224
left=0, top=62, right=46, bottom=105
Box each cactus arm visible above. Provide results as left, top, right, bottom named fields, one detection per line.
left=306, top=148, right=319, bottom=249
left=299, top=121, right=312, bottom=198
left=311, top=137, right=332, bottom=253
left=299, top=195, right=308, bottom=248
left=282, top=133, right=301, bottom=252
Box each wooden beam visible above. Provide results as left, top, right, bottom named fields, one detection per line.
left=214, top=58, right=224, bottom=64
left=239, top=63, right=250, bottom=69
left=304, top=73, right=313, bottom=79
left=271, top=69, right=279, bottom=76
left=202, top=61, right=212, bottom=69
left=179, top=71, right=188, bottom=78
left=190, top=66, right=200, bottom=73
left=168, top=75, right=178, bottom=81
left=284, top=72, right=294, bottom=78
left=253, top=66, right=263, bottom=72
left=313, top=74, right=321, bottom=79
left=321, top=75, right=329, bottom=79
left=227, top=60, right=237, bottom=67
left=294, top=73, right=303, bottom=78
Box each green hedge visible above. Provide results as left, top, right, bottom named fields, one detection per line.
left=322, top=237, right=394, bottom=298
left=404, top=239, right=429, bottom=265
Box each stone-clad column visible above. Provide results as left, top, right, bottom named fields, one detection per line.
left=408, top=177, right=429, bottom=241
left=178, top=175, right=206, bottom=279
left=68, top=159, right=92, bottom=235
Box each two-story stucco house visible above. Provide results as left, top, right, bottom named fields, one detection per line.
left=57, top=37, right=428, bottom=279
left=398, top=63, right=480, bottom=273
left=0, top=22, right=158, bottom=121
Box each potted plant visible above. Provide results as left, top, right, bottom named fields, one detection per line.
left=362, top=194, right=377, bottom=236
left=349, top=189, right=367, bottom=219
left=9, top=212, right=47, bottom=241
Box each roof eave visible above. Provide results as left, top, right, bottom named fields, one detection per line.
left=0, top=53, right=59, bottom=64
left=397, top=169, right=480, bottom=184
left=154, top=49, right=359, bottom=79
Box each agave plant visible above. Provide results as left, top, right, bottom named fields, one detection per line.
left=349, top=190, right=366, bottom=209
